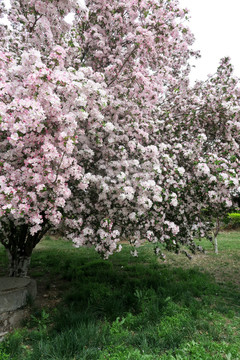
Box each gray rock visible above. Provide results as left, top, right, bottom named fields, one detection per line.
left=0, top=331, right=8, bottom=342
left=9, top=309, right=27, bottom=327
left=0, top=277, right=37, bottom=313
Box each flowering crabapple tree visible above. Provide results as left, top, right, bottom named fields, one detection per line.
left=0, top=0, right=239, bottom=277
left=65, top=0, right=239, bottom=255
left=155, top=57, right=240, bottom=254
left=0, top=0, right=110, bottom=276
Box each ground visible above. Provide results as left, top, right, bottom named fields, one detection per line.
left=0, top=231, right=240, bottom=359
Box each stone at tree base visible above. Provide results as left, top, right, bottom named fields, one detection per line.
left=0, top=332, right=8, bottom=343
left=0, top=277, right=37, bottom=338
left=0, top=309, right=29, bottom=340
left=0, top=277, right=37, bottom=313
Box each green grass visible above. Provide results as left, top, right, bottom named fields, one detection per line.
left=0, top=232, right=240, bottom=359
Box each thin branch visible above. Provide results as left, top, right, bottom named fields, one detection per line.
left=107, top=45, right=138, bottom=87
left=52, top=151, right=66, bottom=185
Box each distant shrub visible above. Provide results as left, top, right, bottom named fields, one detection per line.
left=223, top=213, right=240, bottom=230
left=228, top=213, right=240, bottom=220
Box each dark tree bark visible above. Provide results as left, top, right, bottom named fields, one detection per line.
left=213, top=217, right=220, bottom=255
left=0, top=216, right=51, bottom=277
left=7, top=250, right=31, bottom=277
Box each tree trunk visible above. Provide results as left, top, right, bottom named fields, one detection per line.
left=0, top=216, right=51, bottom=277
left=7, top=250, right=31, bottom=277
left=213, top=235, right=218, bottom=255
left=213, top=217, right=220, bottom=255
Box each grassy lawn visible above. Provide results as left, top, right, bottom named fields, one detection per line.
left=0, top=231, right=240, bottom=359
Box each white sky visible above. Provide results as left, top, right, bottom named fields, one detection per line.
left=2, top=0, right=240, bottom=83
left=180, top=0, right=240, bottom=82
